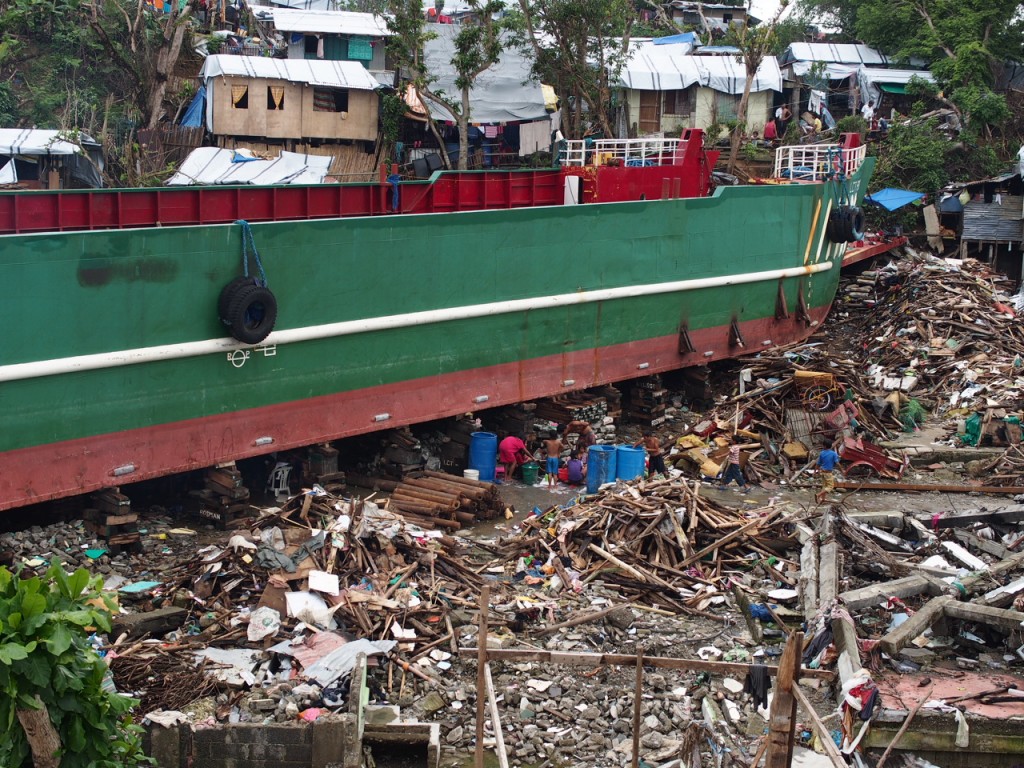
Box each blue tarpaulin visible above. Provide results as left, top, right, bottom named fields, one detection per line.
left=654, top=32, right=698, bottom=46
left=180, top=85, right=206, bottom=128
left=865, top=187, right=925, bottom=211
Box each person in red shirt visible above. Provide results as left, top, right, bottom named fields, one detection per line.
left=498, top=434, right=531, bottom=483
left=718, top=435, right=749, bottom=493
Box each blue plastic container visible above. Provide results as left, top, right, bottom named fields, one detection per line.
left=615, top=445, right=646, bottom=481
left=468, top=432, right=498, bottom=482
left=586, top=445, right=617, bottom=494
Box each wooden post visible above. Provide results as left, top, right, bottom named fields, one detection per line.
left=474, top=585, right=490, bottom=768
left=765, top=631, right=803, bottom=768
left=631, top=646, right=643, bottom=768
left=484, top=663, right=510, bottom=768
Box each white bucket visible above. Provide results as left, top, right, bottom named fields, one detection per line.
left=463, top=469, right=480, bottom=481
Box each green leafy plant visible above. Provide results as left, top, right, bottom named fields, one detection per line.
left=0, top=564, right=151, bottom=768
left=835, top=115, right=867, bottom=137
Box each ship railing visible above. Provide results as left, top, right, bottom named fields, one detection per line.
left=561, top=138, right=685, bottom=167
left=772, top=143, right=866, bottom=182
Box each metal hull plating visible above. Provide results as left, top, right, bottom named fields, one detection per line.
left=0, top=159, right=873, bottom=510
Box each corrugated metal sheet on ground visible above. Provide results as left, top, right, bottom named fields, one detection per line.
left=962, top=195, right=1024, bottom=243
left=166, top=147, right=333, bottom=186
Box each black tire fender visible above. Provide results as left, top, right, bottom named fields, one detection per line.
left=825, top=207, right=847, bottom=244
left=223, top=282, right=278, bottom=344
left=218, top=276, right=257, bottom=323
left=845, top=205, right=865, bottom=242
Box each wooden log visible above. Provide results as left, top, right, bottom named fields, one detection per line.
left=456, top=648, right=834, bottom=680
left=878, top=596, right=953, bottom=656
left=484, top=663, right=510, bottom=768
left=631, top=647, right=643, bottom=768
left=17, top=696, right=61, bottom=768
left=424, top=469, right=493, bottom=490
left=835, top=481, right=1024, bottom=495
left=475, top=586, right=490, bottom=768
left=111, top=606, right=187, bottom=638
left=535, top=604, right=624, bottom=636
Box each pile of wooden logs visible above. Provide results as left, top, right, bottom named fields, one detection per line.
left=502, top=477, right=797, bottom=614
left=532, top=391, right=614, bottom=425
left=347, top=470, right=506, bottom=529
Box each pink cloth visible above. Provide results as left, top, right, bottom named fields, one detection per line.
left=728, top=445, right=741, bottom=465
left=499, top=436, right=527, bottom=463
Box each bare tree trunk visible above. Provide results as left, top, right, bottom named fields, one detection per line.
left=147, top=7, right=192, bottom=129
left=419, top=86, right=453, bottom=169
left=726, top=71, right=754, bottom=174
left=458, top=85, right=470, bottom=170
left=18, top=698, right=61, bottom=768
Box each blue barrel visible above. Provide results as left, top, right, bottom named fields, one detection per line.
left=586, top=445, right=617, bottom=494
left=615, top=445, right=646, bottom=481
left=468, top=432, right=498, bottom=482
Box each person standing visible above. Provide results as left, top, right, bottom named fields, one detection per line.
left=719, top=436, right=749, bottom=492
left=498, top=433, right=531, bottom=483
left=815, top=442, right=841, bottom=504
left=563, top=420, right=597, bottom=455
left=543, top=433, right=563, bottom=488
left=634, top=431, right=667, bottom=478
left=778, top=104, right=792, bottom=137
left=860, top=100, right=875, bottom=127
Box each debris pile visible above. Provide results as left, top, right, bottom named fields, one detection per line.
left=837, top=254, right=1024, bottom=413
left=498, top=477, right=797, bottom=615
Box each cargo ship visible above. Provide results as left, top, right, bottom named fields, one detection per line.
left=0, top=131, right=872, bottom=511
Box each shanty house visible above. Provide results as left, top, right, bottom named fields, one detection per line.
left=779, top=42, right=890, bottom=116
left=663, top=1, right=758, bottom=31
left=271, top=8, right=390, bottom=74
left=0, top=128, right=104, bottom=189
left=200, top=55, right=381, bottom=143
left=618, top=41, right=782, bottom=137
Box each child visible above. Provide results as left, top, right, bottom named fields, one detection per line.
left=634, top=431, right=667, bottom=477
left=566, top=451, right=585, bottom=486
left=543, top=433, right=563, bottom=488
left=719, top=435, right=749, bottom=493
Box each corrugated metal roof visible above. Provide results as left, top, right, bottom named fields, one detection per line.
left=270, top=8, right=389, bottom=36
left=200, top=55, right=381, bottom=90
left=781, top=43, right=888, bottom=66
left=620, top=43, right=782, bottom=93
left=962, top=195, right=1024, bottom=243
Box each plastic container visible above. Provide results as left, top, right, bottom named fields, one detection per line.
left=468, top=432, right=498, bottom=482
left=615, top=445, right=646, bottom=481
left=521, top=462, right=540, bottom=486
left=463, top=469, right=480, bottom=481
left=586, top=445, right=617, bottom=494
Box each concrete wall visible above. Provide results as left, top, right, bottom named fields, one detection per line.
left=146, top=715, right=359, bottom=768
left=209, top=77, right=378, bottom=141
left=626, top=87, right=772, bottom=138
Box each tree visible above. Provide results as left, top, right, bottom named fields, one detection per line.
left=516, top=0, right=635, bottom=139
left=725, top=2, right=789, bottom=175
left=452, top=0, right=507, bottom=170
left=0, top=564, right=149, bottom=768
left=386, top=0, right=453, bottom=167
left=796, top=0, right=1024, bottom=134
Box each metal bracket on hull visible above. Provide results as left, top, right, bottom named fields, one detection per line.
left=729, top=319, right=746, bottom=349
left=775, top=279, right=790, bottom=320
left=677, top=324, right=696, bottom=354
left=796, top=281, right=811, bottom=325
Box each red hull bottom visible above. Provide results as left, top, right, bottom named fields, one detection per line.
left=0, top=307, right=829, bottom=511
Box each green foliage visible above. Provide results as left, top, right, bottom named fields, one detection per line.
left=452, top=0, right=507, bottom=93
left=950, top=86, right=1011, bottom=131
left=836, top=114, right=868, bottom=136
left=0, top=82, right=17, bottom=125
left=0, top=564, right=150, bottom=768
left=873, top=119, right=951, bottom=199
left=379, top=92, right=407, bottom=145
left=900, top=398, right=927, bottom=432
left=206, top=37, right=222, bottom=54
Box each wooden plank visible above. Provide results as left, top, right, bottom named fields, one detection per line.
left=457, top=648, right=835, bottom=680
left=792, top=685, right=847, bottom=768
left=483, top=664, right=510, bottom=768
left=474, top=586, right=490, bottom=768
left=878, top=596, right=953, bottom=656
left=765, top=631, right=803, bottom=768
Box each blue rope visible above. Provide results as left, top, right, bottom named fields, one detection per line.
left=826, top=147, right=851, bottom=205
left=235, top=220, right=268, bottom=287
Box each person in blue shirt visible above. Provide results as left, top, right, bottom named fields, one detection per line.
left=815, top=442, right=841, bottom=503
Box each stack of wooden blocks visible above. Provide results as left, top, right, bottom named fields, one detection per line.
left=85, top=489, right=142, bottom=553
left=625, top=376, right=668, bottom=426
left=190, top=464, right=251, bottom=529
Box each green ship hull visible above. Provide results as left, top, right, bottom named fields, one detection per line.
left=0, top=152, right=874, bottom=510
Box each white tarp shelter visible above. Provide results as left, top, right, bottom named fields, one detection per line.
left=270, top=8, right=389, bottom=36
left=166, top=147, right=333, bottom=186
left=421, top=26, right=547, bottom=123
left=0, top=128, right=93, bottom=156
left=782, top=42, right=889, bottom=77
left=858, top=66, right=935, bottom=106
left=620, top=44, right=783, bottom=94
